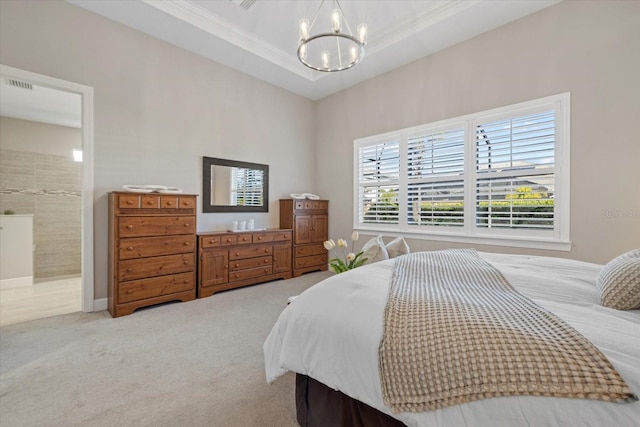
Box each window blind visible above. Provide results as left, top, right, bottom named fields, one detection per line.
left=357, top=140, right=400, bottom=224
left=475, top=111, right=555, bottom=230
left=232, top=168, right=264, bottom=207
left=407, top=127, right=465, bottom=227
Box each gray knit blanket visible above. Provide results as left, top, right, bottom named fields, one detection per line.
left=378, top=249, right=636, bottom=413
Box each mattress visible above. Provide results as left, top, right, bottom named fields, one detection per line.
left=264, top=252, right=640, bottom=426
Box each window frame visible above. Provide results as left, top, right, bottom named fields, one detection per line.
left=353, top=93, right=571, bottom=251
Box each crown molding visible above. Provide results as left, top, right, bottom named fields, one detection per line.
left=367, top=0, right=480, bottom=56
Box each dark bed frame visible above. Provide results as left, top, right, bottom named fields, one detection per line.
left=295, top=374, right=406, bottom=427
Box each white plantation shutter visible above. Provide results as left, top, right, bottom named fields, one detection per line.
left=353, top=93, right=569, bottom=250
left=474, top=110, right=556, bottom=231
left=407, top=126, right=465, bottom=227
left=357, top=139, right=400, bottom=224
left=232, top=167, right=264, bottom=207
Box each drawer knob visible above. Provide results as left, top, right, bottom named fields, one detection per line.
left=235, top=274, right=240, bottom=279
left=235, top=263, right=240, bottom=268
left=264, top=249, right=269, bottom=253
left=184, top=280, right=188, bottom=284
left=184, top=261, right=189, bottom=265
left=209, top=240, right=215, bottom=244
left=127, top=200, right=134, bottom=205
left=243, top=237, right=248, bottom=241
left=184, top=223, right=190, bottom=227
left=127, top=225, right=133, bottom=229
left=126, top=268, right=133, bottom=272
left=167, top=201, right=173, bottom=206
left=127, top=289, right=133, bottom=294
left=227, top=238, right=232, bottom=242
left=235, top=252, right=240, bottom=256
left=126, top=246, right=134, bottom=251
left=184, top=241, right=190, bottom=246
left=147, top=200, right=154, bottom=205
left=183, top=201, right=191, bottom=206
left=257, top=236, right=262, bottom=240
left=264, top=259, right=269, bottom=263
left=264, top=269, right=269, bottom=273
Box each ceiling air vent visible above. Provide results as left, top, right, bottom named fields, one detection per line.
left=6, top=79, right=34, bottom=90
left=229, top=0, right=257, bottom=11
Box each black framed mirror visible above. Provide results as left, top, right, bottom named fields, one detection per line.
left=202, top=157, right=269, bottom=213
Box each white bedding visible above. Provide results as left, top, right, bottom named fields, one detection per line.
left=264, top=252, right=640, bottom=427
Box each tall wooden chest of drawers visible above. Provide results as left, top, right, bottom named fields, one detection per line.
left=197, top=229, right=292, bottom=298
left=279, top=199, right=328, bottom=277
left=108, top=192, right=197, bottom=317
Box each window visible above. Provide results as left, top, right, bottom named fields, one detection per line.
left=354, top=93, right=570, bottom=250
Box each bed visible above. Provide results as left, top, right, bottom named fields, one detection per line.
left=264, top=251, right=640, bottom=427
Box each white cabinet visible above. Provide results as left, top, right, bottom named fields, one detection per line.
left=0, top=215, right=34, bottom=281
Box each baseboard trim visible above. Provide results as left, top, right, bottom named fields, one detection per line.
left=0, top=276, right=33, bottom=290
left=93, top=298, right=108, bottom=312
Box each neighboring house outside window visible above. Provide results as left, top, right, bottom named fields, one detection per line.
left=354, top=93, right=570, bottom=251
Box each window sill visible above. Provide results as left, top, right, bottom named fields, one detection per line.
left=355, top=227, right=571, bottom=252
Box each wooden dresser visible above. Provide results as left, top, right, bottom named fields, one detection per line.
left=279, top=199, right=328, bottom=277
left=108, top=192, right=197, bottom=317
left=197, top=229, right=292, bottom=298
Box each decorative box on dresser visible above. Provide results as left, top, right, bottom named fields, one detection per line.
left=108, top=192, right=198, bottom=317
left=279, top=199, right=328, bottom=277
left=197, top=229, right=293, bottom=298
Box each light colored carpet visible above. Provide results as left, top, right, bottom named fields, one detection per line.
left=0, top=271, right=332, bottom=427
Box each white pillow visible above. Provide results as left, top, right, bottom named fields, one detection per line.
left=361, top=235, right=389, bottom=265
left=596, top=249, right=640, bottom=310
left=385, top=237, right=410, bottom=259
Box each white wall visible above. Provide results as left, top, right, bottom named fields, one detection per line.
left=315, top=0, right=640, bottom=264
left=0, top=0, right=317, bottom=299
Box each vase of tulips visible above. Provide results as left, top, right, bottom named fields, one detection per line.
left=324, top=231, right=368, bottom=273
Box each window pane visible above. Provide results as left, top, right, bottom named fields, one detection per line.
left=476, top=111, right=555, bottom=172
left=407, top=180, right=464, bottom=226
left=360, top=185, right=399, bottom=224
left=358, top=140, right=400, bottom=225
left=476, top=174, right=554, bottom=229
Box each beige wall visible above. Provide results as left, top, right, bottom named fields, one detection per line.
left=1, top=0, right=638, bottom=304
left=316, top=0, right=640, bottom=264
left=0, top=117, right=82, bottom=279
left=0, top=0, right=316, bottom=299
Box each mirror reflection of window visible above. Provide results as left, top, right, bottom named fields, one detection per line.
left=232, top=167, right=264, bottom=207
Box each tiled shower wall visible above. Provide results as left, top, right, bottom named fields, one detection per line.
left=0, top=148, right=81, bottom=279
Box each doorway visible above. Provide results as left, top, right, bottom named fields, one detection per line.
left=0, top=64, right=94, bottom=325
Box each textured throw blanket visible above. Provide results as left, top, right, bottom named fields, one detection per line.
left=378, top=249, right=637, bottom=413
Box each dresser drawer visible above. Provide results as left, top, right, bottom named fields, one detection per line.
left=160, top=196, right=179, bottom=208
left=119, top=216, right=195, bottom=238
left=253, top=231, right=292, bottom=243
left=119, top=253, right=195, bottom=281
left=236, top=233, right=253, bottom=245
left=295, top=244, right=326, bottom=257
left=294, top=253, right=327, bottom=269
left=140, top=195, right=160, bottom=208
left=118, top=194, right=140, bottom=208
left=294, top=200, right=329, bottom=211
left=200, top=235, right=221, bottom=248
left=229, top=266, right=273, bottom=282
left=118, top=272, right=194, bottom=304
left=119, top=235, right=195, bottom=260
left=229, top=245, right=273, bottom=260
left=178, top=196, right=196, bottom=209
left=229, top=256, right=272, bottom=271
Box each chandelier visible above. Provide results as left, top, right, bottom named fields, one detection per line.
left=297, top=0, right=368, bottom=72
